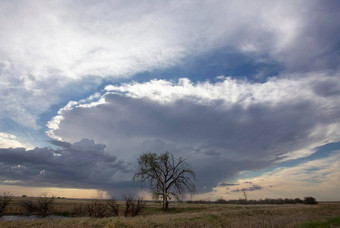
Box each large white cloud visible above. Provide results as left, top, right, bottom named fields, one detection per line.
left=1, top=0, right=337, bottom=82
left=1, top=0, right=338, bottom=133
left=47, top=73, right=340, bottom=191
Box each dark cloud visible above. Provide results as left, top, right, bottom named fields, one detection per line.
left=0, top=139, right=134, bottom=192
left=313, top=80, right=340, bottom=97
left=219, top=183, right=239, bottom=187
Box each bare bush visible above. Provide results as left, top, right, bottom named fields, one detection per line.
left=133, top=197, right=145, bottom=217
left=124, top=194, right=145, bottom=217
left=37, top=193, right=54, bottom=216
left=107, top=197, right=120, bottom=216
left=72, top=203, right=87, bottom=217
left=0, top=192, right=12, bottom=215
left=21, top=199, right=37, bottom=214
left=86, top=199, right=108, bottom=218
left=124, top=194, right=133, bottom=217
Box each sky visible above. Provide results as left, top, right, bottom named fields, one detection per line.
left=0, top=0, right=339, bottom=200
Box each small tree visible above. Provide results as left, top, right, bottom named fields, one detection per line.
left=134, top=152, right=196, bottom=211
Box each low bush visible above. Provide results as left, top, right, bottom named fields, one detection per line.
left=0, top=192, right=12, bottom=215
left=21, top=199, right=38, bottom=214
left=72, top=203, right=87, bottom=217
left=37, top=193, right=54, bottom=216
left=107, top=197, right=120, bottom=216
left=21, top=193, right=54, bottom=216
left=86, top=199, right=108, bottom=218
left=124, top=194, right=145, bottom=217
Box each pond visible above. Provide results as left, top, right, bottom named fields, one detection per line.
left=0, top=215, right=70, bottom=221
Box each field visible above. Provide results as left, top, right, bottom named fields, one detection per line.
left=1, top=197, right=340, bottom=227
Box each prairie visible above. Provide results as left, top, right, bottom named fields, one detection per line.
left=1, top=197, right=340, bottom=227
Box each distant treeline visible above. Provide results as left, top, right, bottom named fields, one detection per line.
left=187, top=197, right=317, bottom=205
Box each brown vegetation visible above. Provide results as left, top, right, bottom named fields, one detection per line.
left=0, top=192, right=12, bottom=215
left=123, top=194, right=145, bottom=217
left=0, top=197, right=339, bottom=227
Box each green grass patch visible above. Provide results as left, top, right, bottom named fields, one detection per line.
left=296, top=217, right=340, bottom=228
left=54, top=211, right=71, bottom=216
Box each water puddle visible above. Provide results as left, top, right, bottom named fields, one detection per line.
left=0, top=215, right=70, bottom=221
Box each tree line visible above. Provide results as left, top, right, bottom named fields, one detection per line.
left=188, top=196, right=318, bottom=205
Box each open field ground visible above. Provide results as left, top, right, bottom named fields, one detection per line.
left=1, top=197, right=340, bottom=227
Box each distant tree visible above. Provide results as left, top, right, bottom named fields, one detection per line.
left=134, top=152, right=196, bottom=211
left=294, top=198, right=303, bottom=204
left=304, top=196, right=317, bottom=204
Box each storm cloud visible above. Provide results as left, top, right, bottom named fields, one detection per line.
left=231, top=184, right=262, bottom=193
left=0, top=139, right=133, bottom=191
left=46, top=73, right=340, bottom=192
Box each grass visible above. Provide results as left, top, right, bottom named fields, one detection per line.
left=297, top=217, right=340, bottom=228
left=0, top=198, right=340, bottom=227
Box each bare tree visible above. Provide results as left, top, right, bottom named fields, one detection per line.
left=134, top=152, right=196, bottom=211
left=0, top=192, right=12, bottom=215
left=21, top=199, right=37, bottom=214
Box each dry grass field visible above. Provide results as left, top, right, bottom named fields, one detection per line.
left=1, top=197, right=340, bottom=227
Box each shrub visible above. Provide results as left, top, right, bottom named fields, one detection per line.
left=86, top=199, right=108, bottom=218
left=0, top=192, right=12, bottom=215
left=123, top=194, right=145, bottom=217
left=132, top=197, right=146, bottom=217
left=21, top=199, right=38, bottom=214
left=37, top=193, right=54, bottom=216
left=72, top=203, right=87, bottom=217
left=107, top=197, right=120, bottom=216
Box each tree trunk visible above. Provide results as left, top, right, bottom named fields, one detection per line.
left=162, top=191, right=168, bottom=211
